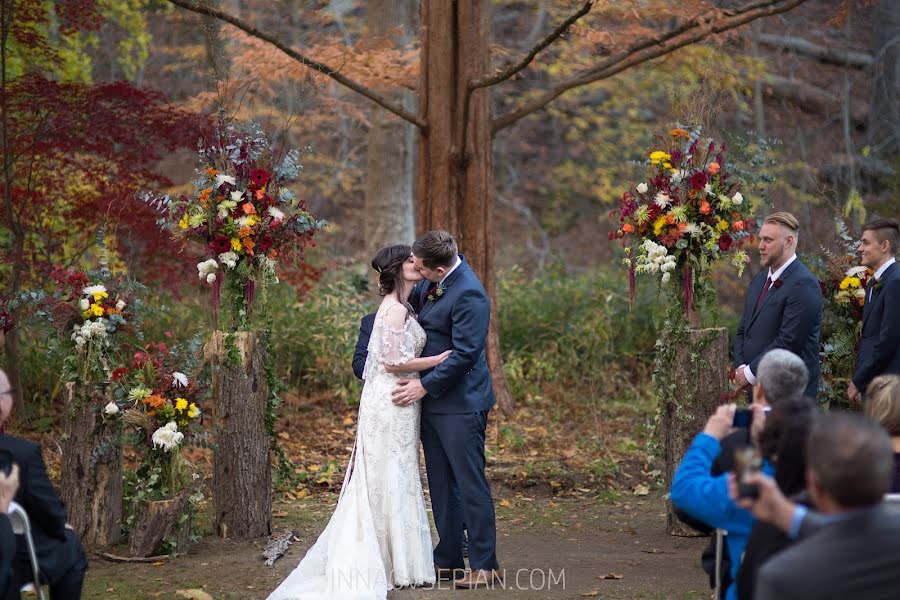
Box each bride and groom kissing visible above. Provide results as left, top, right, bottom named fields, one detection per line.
left=267, top=230, right=502, bottom=599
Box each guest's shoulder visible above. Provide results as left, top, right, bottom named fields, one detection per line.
left=0, top=434, right=41, bottom=459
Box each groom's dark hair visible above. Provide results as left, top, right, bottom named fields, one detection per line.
left=412, top=230, right=458, bottom=269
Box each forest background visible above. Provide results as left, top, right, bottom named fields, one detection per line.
left=0, top=0, right=898, bottom=596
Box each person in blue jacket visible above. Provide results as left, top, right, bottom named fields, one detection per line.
left=671, top=349, right=809, bottom=600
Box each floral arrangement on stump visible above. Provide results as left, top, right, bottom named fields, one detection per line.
left=610, top=127, right=757, bottom=322
left=155, top=120, right=326, bottom=330
left=114, top=343, right=205, bottom=552
left=817, top=224, right=872, bottom=407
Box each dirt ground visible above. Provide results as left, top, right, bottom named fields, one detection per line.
left=84, top=489, right=709, bottom=600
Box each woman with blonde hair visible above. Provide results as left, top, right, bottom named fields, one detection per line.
left=864, top=374, right=900, bottom=493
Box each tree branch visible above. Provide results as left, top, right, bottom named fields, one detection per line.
left=165, top=0, right=427, bottom=131
left=752, top=32, right=873, bottom=68
left=493, top=0, right=810, bottom=133
left=469, top=0, right=594, bottom=91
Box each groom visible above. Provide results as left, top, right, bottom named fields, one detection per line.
left=392, top=230, right=501, bottom=589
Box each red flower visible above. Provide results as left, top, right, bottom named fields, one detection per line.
left=718, top=235, right=733, bottom=251
left=257, top=234, right=274, bottom=253
left=690, top=171, right=708, bottom=191
left=210, top=235, right=231, bottom=254
left=250, top=169, right=270, bottom=188
left=111, top=367, right=129, bottom=381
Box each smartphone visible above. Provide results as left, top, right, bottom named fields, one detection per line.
left=734, top=447, right=763, bottom=499
left=0, top=449, right=12, bottom=477
left=732, top=406, right=772, bottom=428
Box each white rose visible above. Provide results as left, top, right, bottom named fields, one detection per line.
left=104, top=402, right=119, bottom=416
left=197, top=259, right=218, bottom=278
left=79, top=298, right=90, bottom=311
left=636, top=183, right=648, bottom=194
left=732, top=192, right=743, bottom=205
left=206, top=273, right=217, bottom=284
left=661, top=272, right=672, bottom=284
left=116, top=300, right=126, bottom=311
left=230, top=190, right=243, bottom=202
left=219, top=251, right=238, bottom=269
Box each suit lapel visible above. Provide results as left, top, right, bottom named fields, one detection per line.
left=745, top=260, right=801, bottom=331
left=418, top=256, right=468, bottom=322
left=862, top=262, right=897, bottom=328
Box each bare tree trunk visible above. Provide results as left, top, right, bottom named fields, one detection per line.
left=205, top=331, right=272, bottom=538
left=417, top=0, right=513, bottom=414
left=869, top=0, right=900, bottom=156
left=750, top=21, right=766, bottom=138
left=60, top=383, right=123, bottom=548
left=364, top=0, right=417, bottom=253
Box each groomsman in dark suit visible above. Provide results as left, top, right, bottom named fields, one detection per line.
left=849, top=218, right=900, bottom=403
left=734, top=212, right=823, bottom=398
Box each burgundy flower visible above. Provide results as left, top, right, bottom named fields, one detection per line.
left=210, top=235, right=231, bottom=254
left=671, top=149, right=683, bottom=163
left=257, top=234, right=274, bottom=253
left=690, top=171, right=708, bottom=191
left=111, top=367, right=128, bottom=381
left=250, top=169, right=270, bottom=188
left=718, top=235, right=733, bottom=252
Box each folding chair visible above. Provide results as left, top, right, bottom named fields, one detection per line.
left=883, top=493, right=900, bottom=512
left=7, top=501, right=46, bottom=600
left=712, top=528, right=727, bottom=600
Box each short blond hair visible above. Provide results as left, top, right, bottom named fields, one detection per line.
left=865, top=375, right=900, bottom=437
left=764, top=211, right=800, bottom=235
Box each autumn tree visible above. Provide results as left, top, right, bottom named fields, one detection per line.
left=167, top=0, right=810, bottom=413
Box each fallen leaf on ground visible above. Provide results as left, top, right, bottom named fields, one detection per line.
left=579, top=592, right=599, bottom=597
left=598, top=573, right=624, bottom=580
left=176, top=590, right=214, bottom=600
left=499, top=499, right=511, bottom=507
left=632, top=484, right=650, bottom=496
left=151, top=561, right=165, bottom=566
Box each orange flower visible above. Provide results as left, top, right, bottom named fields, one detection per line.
left=622, top=223, right=635, bottom=234
left=733, top=220, right=745, bottom=231
left=205, top=167, right=219, bottom=178
left=669, top=128, right=690, bottom=139
left=242, top=203, right=257, bottom=215
left=143, top=394, right=166, bottom=410
left=255, top=189, right=266, bottom=200
left=199, top=187, right=213, bottom=208
left=243, top=237, right=256, bottom=255
left=708, top=162, right=720, bottom=174
left=677, top=222, right=687, bottom=233
left=239, top=226, right=253, bottom=239
left=665, top=214, right=676, bottom=225
left=700, top=201, right=712, bottom=215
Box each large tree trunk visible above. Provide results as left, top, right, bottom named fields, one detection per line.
left=364, top=0, right=417, bottom=253
left=869, top=0, right=900, bottom=157
left=205, top=331, right=272, bottom=538
left=417, top=0, right=513, bottom=414
left=664, top=327, right=729, bottom=536
left=128, top=491, right=191, bottom=557
left=60, top=383, right=123, bottom=548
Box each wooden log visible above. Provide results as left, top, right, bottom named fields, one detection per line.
left=60, top=382, right=123, bottom=548
left=128, top=492, right=190, bottom=557
left=751, top=32, right=874, bottom=68
left=663, top=327, right=729, bottom=536
left=204, top=331, right=272, bottom=538
left=762, top=75, right=868, bottom=126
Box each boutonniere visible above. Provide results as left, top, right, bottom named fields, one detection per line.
left=427, top=283, right=445, bottom=303
left=772, top=279, right=783, bottom=289
left=874, top=279, right=883, bottom=291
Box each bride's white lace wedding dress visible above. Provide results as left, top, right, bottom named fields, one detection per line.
left=267, top=306, right=435, bottom=600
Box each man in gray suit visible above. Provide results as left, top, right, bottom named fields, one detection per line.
left=849, top=218, right=900, bottom=403
left=735, top=413, right=900, bottom=600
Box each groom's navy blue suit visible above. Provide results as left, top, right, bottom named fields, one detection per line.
left=852, top=261, right=900, bottom=393
left=734, top=258, right=823, bottom=398
left=412, top=255, right=498, bottom=571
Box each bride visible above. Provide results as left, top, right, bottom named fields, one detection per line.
left=267, top=244, right=449, bottom=600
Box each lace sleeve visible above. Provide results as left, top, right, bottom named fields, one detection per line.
left=380, top=304, right=416, bottom=366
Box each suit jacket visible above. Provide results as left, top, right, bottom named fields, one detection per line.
left=0, top=515, right=14, bottom=598
left=0, top=435, right=80, bottom=585
left=352, top=312, right=376, bottom=380
left=852, top=262, right=900, bottom=391
left=755, top=504, right=900, bottom=600
left=414, top=256, right=495, bottom=414
left=734, top=259, right=823, bottom=398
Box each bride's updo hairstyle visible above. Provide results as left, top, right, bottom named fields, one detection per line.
left=372, top=244, right=412, bottom=298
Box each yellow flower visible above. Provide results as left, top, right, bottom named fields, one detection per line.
left=231, top=238, right=243, bottom=252
left=92, top=291, right=108, bottom=301
left=187, top=403, right=199, bottom=418
left=717, top=219, right=730, bottom=231
left=175, top=397, right=188, bottom=411
left=178, top=213, right=189, bottom=230
left=89, top=303, right=104, bottom=317
left=653, top=215, right=668, bottom=236
left=650, top=151, right=671, bottom=165
left=839, top=277, right=861, bottom=290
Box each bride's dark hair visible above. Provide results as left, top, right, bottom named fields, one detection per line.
left=371, top=244, right=412, bottom=298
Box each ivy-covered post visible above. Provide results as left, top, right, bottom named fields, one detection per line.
left=205, top=331, right=272, bottom=538
left=660, top=325, right=729, bottom=536
left=60, top=382, right=123, bottom=547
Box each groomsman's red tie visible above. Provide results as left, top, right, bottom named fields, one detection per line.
left=754, top=277, right=773, bottom=313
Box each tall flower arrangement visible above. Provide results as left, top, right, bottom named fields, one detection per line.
left=151, top=120, right=325, bottom=330
left=610, top=128, right=757, bottom=319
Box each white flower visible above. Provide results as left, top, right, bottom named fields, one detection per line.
left=172, top=372, right=189, bottom=388
left=654, top=192, right=671, bottom=209
left=230, top=190, right=243, bottom=202
left=79, top=298, right=90, bottom=311
left=237, top=216, right=256, bottom=228
left=151, top=422, right=184, bottom=452
left=83, top=284, right=107, bottom=296
left=672, top=170, right=686, bottom=183
left=704, top=183, right=713, bottom=195
left=846, top=266, right=869, bottom=277
left=636, top=183, right=648, bottom=194
left=104, top=402, right=119, bottom=416
left=215, top=174, right=236, bottom=187
left=684, top=223, right=700, bottom=236
left=267, top=206, right=285, bottom=221
left=206, top=273, right=217, bottom=284
left=128, top=386, right=151, bottom=402
left=115, top=299, right=126, bottom=311
left=853, top=287, right=866, bottom=300
left=661, top=272, right=672, bottom=284
left=732, top=192, right=743, bottom=205
left=197, top=259, right=218, bottom=279
left=218, top=251, right=238, bottom=269
left=217, top=199, right=237, bottom=219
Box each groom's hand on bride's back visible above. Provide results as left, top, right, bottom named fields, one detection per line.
left=392, top=378, right=427, bottom=406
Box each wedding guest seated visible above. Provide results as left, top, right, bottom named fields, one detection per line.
left=0, top=369, right=88, bottom=600
left=735, top=413, right=900, bottom=600
left=864, top=374, right=900, bottom=493
left=670, top=349, right=809, bottom=600
left=0, top=464, right=20, bottom=597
